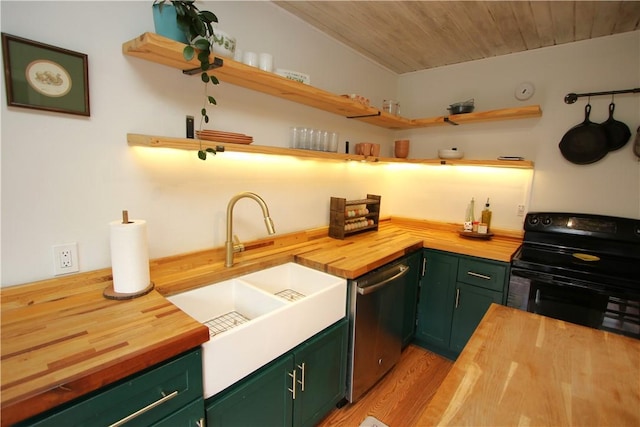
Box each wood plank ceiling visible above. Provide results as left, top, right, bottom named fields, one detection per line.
left=274, top=1, right=640, bottom=74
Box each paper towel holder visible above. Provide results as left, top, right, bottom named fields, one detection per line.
left=103, top=281, right=155, bottom=300
left=104, top=209, right=153, bottom=300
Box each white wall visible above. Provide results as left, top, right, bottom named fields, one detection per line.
left=1, top=2, right=638, bottom=287
left=396, top=31, right=640, bottom=218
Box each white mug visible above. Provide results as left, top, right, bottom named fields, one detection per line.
left=233, top=48, right=243, bottom=62
left=258, top=53, right=273, bottom=72
left=243, top=51, right=258, bottom=67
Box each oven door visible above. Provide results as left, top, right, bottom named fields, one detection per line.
left=508, top=268, right=640, bottom=338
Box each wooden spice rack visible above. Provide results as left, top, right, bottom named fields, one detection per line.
left=329, top=195, right=381, bottom=239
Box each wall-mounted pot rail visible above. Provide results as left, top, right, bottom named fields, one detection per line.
left=564, top=87, right=640, bottom=104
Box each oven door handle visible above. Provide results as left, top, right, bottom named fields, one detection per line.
left=511, top=268, right=555, bottom=284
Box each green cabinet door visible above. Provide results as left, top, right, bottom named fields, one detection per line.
left=401, top=251, right=423, bottom=348
left=450, top=283, right=503, bottom=353
left=205, top=319, right=348, bottom=427
left=206, top=355, right=294, bottom=427
left=293, top=318, right=348, bottom=427
left=152, top=398, right=204, bottom=427
left=415, top=250, right=459, bottom=349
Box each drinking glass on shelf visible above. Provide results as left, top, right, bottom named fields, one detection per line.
left=297, top=127, right=309, bottom=149
left=321, top=130, right=330, bottom=151
left=289, top=127, right=299, bottom=148
left=309, top=129, right=321, bottom=151
left=329, top=132, right=339, bottom=152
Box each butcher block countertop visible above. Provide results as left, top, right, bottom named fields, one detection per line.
left=0, top=218, right=522, bottom=425
left=417, top=304, right=640, bottom=426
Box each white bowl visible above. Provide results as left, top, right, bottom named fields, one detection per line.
left=438, top=149, right=464, bottom=159
left=210, top=28, right=236, bottom=58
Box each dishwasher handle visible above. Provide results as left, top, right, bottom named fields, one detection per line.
left=356, top=265, right=409, bottom=295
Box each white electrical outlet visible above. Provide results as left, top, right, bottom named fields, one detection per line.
left=517, top=205, right=526, bottom=217
left=53, top=243, right=79, bottom=276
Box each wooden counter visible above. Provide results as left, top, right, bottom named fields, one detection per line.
left=417, top=304, right=640, bottom=426
left=0, top=218, right=521, bottom=425
left=0, top=271, right=209, bottom=426
left=149, top=218, right=522, bottom=295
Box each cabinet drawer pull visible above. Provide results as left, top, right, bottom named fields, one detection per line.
left=108, top=390, right=178, bottom=427
left=297, top=362, right=306, bottom=392
left=288, top=369, right=297, bottom=400
left=455, top=288, right=460, bottom=308
left=467, top=271, right=492, bottom=280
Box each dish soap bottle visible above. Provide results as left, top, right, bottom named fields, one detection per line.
left=464, top=198, right=475, bottom=231
left=481, top=198, right=492, bottom=232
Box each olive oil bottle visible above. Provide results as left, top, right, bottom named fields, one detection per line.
left=481, top=198, right=492, bottom=231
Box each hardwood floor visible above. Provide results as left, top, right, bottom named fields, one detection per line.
left=317, top=345, right=453, bottom=427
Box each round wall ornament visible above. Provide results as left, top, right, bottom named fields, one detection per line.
left=515, top=82, right=535, bottom=101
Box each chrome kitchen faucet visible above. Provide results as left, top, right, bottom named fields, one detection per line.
left=225, top=192, right=276, bottom=267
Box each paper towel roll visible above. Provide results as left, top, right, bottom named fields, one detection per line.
left=110, top=219, right=150, bottom=294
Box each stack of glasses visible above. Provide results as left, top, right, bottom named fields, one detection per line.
left=290, top=127, right=339, bottom=152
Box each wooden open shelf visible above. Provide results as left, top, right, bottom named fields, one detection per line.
left=127, top=134, right=535, bottom=169
left=122, top=33, right=542, bottom=130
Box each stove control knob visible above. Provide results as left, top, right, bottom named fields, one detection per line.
left=542, top=216, right=552, bottom=226
left=528, top=215, right=539, bottom=226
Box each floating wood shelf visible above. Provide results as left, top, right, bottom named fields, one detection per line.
left=122, top=33, right=542, bottom=130
left=127, top=134, right=535, bottom=169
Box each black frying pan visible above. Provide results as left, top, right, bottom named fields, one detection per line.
left=559, top=104, right=609, bottom=165
left=600, top=102, right=631, bottom=151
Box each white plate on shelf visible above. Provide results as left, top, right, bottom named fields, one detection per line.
left=438, top=149, right=464, bottom=159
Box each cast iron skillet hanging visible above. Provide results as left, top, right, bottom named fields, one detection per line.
left=559, top=103, right=609, bottom=164
left=600, top=102, right=631, bottom=151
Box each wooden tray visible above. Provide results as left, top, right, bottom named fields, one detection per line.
left=458, top=230, right=494, bottom=239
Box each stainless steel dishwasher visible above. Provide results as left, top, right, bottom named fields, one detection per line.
left=346, top=256, right=410, bottom=402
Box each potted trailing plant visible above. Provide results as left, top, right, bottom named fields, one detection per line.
left=153, top=0, right=220, bottom=160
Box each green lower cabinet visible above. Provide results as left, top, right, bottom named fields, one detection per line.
left=206, top=318, right=348, bottom=427
left=293, top=318, right=348, bottom=427
left=415, top=250, right=458, bottom=351
left=16, top=348, right=204, bottom=427
left=206, top=355, right=294, bottom=427
left=401, top=250, right=424, bottom=348
left=152, top=398, right=205, bottom=427
left=415, top=249, right=508, bottom=359
left=449, top=283, right=503, bottom=353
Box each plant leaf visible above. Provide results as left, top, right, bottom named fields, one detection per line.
left=183, top=45, right=195, bottom=61
left=201, top=72, right=210, bottom=83
left=208, top=95, right=217, bottom=105
left=192, top=17, right=206, bottom=37
left=209, top=75, right=219, bottom=85
left=205, top=147, right=216, bottom=154
left=198, top=150, right=207, bottom=160
left=200, top=11, right=218, bottom=23
left=193, top=38, right=210, bottom=51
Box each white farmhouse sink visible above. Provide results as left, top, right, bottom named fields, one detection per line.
left=240, top=262, right=343, bottom=301
left=167, top=262, right=346, bottom=398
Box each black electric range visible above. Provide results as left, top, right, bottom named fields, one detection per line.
left=508, top=212, right=640, bottom=339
